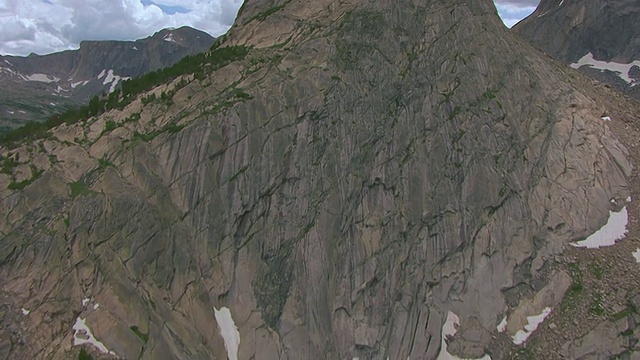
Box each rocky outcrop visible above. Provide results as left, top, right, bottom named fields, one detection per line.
left=0, top=0, right=636, bottom=359
left=0, top=26, right=214, bottom=129
left=513, top=0, right=640, bottom=99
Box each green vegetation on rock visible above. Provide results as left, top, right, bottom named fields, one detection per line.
left=0, top=45, right=250, bottom=147
left=78, top=348, right=94, bottom=360
left=130, top=325, right=149, bottom=343
left=69, top=180, right=95, bottom=198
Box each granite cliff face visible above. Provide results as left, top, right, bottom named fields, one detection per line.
left=0, top=26, right=214, bottom=129
left=513, top=0, right=640, bottom=99
left=0, top=0, right=638, bottom=359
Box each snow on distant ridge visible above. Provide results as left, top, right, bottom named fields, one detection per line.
left=26, top=73, right=59, bottom=83
left=102, top=69, right=130, bottom=93
left=70, top=80, right=89, bottom=89
left=571, top=53, right=640, bottom=85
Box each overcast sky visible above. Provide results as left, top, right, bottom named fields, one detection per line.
left=0, top=0, right=539, bottom=57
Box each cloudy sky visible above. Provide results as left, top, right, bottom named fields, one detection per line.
left=494, top=0, right=539, bottom=27
left=0, top=0, right=539, bottom=57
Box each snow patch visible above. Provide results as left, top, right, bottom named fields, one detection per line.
left=97, top=69, right=106, bottom=79
left=164, top=33, right=176, bottom=43
left=132, top=46, right=138, bottom=50
left=21, top=308, right=30, bottom=315
left=571, top=53, right=640, bottom=85
left=8, top=110, right=14, bottom=114
left=627, top=196, right=633, bottom=203
left=512, top=307, right=552, bottom=345
left=93, top=303, right=100, bottom=310
left=70, top=80, right=90, bottom=88
left=102, top=69, right=130, bottom=93
left=102, top=69, right=116, bottom=85
left=602, top=116, right=612, bottom=121
left=571, top=207, right=628, bottom=249
left=497, top=317, right=508, bottom=333
left=73, top=317, right=115, bottom=355
left=82, top=298, right=90, bottom=307
left=437, top=311, right=491, bottom=360
left=214, top=307, right=240, bottom=360
left=26, top=73, right=59, bottom=83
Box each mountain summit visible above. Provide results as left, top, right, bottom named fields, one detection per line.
left=514, top=0, right=640, bottom=98
left=0, top=0, right=639, bottom=359
left=0, top=26, right=214, bottom=129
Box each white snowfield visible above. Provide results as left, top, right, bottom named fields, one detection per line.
left=70, top=80, right=89, bottom=89
left=101, top=69, right=130, bottom=93
left=437, top=311, right=491, bottom=360
left=72, top=317, right=116, bottom=355
left=214, top=307, right=240, bottom=360
left=571, top=207, right=628, bottom=249
left=571, top=52, right=640, bottom=85
left=496, top=317, right=508, bottom=333
left=512, top=307, right=552, bottom=345
left=25, top=73, right=59, bottom=83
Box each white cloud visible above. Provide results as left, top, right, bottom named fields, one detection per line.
left=0, top=0, right=540, bottom=56
left=0, top=0, right=243, bottom=56
left=494, top=0, right=539, bottom=8
left=495, top=2, right=538, bottom=27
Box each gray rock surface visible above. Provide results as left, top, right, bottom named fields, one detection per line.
left=513, top=0, right=640, bottom=99
left=0, top=0, right=635, bottom=359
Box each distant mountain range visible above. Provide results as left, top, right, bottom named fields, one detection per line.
left=514, top=0, right=640, bottom=99
left=2, top=0, right=640, bottom=359
left=0, top=26, right=214, bottom=130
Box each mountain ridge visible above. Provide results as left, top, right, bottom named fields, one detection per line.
left=0, top=0, right=639, bottom=359
left=513, top=0, right=640, bottom=99
left=0, top=26, right=215, bottom=130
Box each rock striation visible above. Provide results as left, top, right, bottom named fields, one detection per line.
left=0, top=0, right=637, bottom=359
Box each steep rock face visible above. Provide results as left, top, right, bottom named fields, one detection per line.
left=513, top=0, right=640, bottom=99
left=0, top=26, right=214, bottom=129
left=0, top=0, right=634, bottom=359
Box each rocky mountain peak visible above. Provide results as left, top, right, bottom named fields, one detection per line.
left=515, top=0, right=640, bottom=63
left=228, top=0, right=502, bottom=49
left=0, top=26, right=214, bottom=130
left=514, top=0, right=640, bottom=98
left=0, top=0, right=639, bottom=359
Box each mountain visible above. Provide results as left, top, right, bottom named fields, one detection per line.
left=1, top=0, right=640, bottom=359
left=513, top=0, right=640, bottom=99
left=0, top=26, right=215, bottom=130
